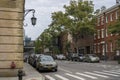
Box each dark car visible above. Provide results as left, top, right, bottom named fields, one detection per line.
left=68, top=53, right=84, bottom=62
left=28, top=54, right=35, bottom=65
left=36, top=55, right=58, bottom=72
left=83, top=54, right=100, bottom=63
left=33, top=54, right=43, bottom=67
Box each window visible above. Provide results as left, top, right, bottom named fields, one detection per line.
left=111, top=33, right=113, bottom=36
left=101, top=16, right=104, bottom=25
left=106, top=43, right=108, bottom=52
left=106, top=29, right=108, bottom=37
left=110, top=42, right=113, bottom=52
left=101, top=29, right=104, bottom=38
left=116, top=50, right=120, bottom=56
left=94, top=44, right=96, bottom=53
left=97, top=17, right=100, bottom=26
left=102, top=45, right=105, bottom=55
left=106, top=16, right=108, bottom=23
left=98, top=43, right=100, bottom=53
left=98, top=30, right=100, bottom=39
left=110, top=13, right=113, bottom=21
left=94, top=33, right=96, bottom=40
left=116, top=11, right=118, bottom=19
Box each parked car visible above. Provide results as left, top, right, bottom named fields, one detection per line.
left=33, top=54, right=43, bottom=67
left=78, top=54, right=84, bottom=61
left=69, top=53, right=84, bottom=62
left=71, top=54, right=80, bottom=61
left=83, top=54, right=100, bottom=63
left=56, top=54, right=66, bottom=60
left=36, top=55, right=58, bottom=72
left=28, top=54, right=35, bottom=65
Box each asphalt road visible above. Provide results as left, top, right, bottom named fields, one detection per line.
left=40, top=60, right=120, bottom=80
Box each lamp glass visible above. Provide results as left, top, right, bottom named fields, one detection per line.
left=31, top=16, right=37, bottom=26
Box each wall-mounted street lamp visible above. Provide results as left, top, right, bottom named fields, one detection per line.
left=24, top=9, right=37, bottom=26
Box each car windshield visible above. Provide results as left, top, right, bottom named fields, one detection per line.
left=40, top=56, right=54, bottom=62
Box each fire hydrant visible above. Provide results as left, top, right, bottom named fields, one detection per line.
left=18, top=69, right=23, bottom=80
left=10, top=61, right=16, bottom=69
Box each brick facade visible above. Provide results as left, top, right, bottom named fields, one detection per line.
left=59, top=31, right=94, bottom=56
left=94, top=4, right=120, bottom=60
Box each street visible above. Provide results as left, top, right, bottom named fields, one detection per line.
left=40, top=60, right=120, bottom=80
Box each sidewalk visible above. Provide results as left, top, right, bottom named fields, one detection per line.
left=0, top=63, right=45, bottom=80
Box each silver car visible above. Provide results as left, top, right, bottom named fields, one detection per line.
left=36, top=55, right=58, bottom=71
left=83, top=54, right=100, bottom=63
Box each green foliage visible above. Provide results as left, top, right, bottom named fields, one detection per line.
left=36, top=0, right=96, bottom=53
left=108, top=12, right=120, bottom=51
left=50, top=0, right=95, bottom=38
left=65, top=1, right=95, bottom=40
left=108, top=21, right=120, bottom=34
left=52, top=46, right=60, bottom=54
left=108, top=10, right=120, bottom=34
left=35, top=39, right=42, bottom=53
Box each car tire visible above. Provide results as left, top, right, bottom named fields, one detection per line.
left=36, top=66, right=39, bottom=71
left=88, top=60, right=91, bottom=63
left=53, top=68, right=57, bottom=72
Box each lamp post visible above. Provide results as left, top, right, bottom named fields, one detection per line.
left=24, top=9, right=37, bottom=26
left=23, top=9, right=37, bottom=55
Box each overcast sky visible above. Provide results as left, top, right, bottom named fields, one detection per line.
left=24, top=0, right=116, bottom=40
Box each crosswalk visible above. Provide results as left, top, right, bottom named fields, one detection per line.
left=44, top=69, right=120, bottom=80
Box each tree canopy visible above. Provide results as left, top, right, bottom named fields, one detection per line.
left=108, top=20, right=120, bottom=34
left=36, top=0, right=96, bottom=53
left=50, top=0, right=95, bottom=38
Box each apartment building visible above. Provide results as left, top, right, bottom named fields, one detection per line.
left=94, top=3, right=120, bottom=60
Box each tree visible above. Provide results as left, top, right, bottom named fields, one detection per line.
left=108, top=20, right=120, bottom=34
left=108, top=13, right=120, bottom=50
left=35, top=39, right=42, bottom=53
left=50, top=0, right=96, bottom=53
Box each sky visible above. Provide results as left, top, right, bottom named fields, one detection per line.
left=24, top=0, right=116, bottom=40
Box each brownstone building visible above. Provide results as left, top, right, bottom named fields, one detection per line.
left=76, top=35, right=94, bottom=55
left=59, top=31, right=93, bottom=56
left=94, top=3, right=120, bottom=60
left=0, top=0, right=24, bottom=76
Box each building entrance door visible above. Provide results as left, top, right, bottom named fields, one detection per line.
left=86, top=46, right=90, bottom=54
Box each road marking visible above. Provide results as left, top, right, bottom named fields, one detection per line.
left=25, top=77, right=45, bottom=80
left=45, top=75, right=56, bottom=80
left=114, top=66, right=119, bottom=69
left=59, top=67, right=72, bottom=73
left=55, top=74, right=69, bottom=80
left=94, top=71, right=119, bottom=77
left=103, top=70, right=120, bottom=75
left=84, top=72, right=109, bottom=78
left=116, top=69, right=120, bottom=72
left=66, top=73, right=85, bottom=80
left=110, top=69, right=120, bottom=72
left=76, top=72, right=98, bottom=79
